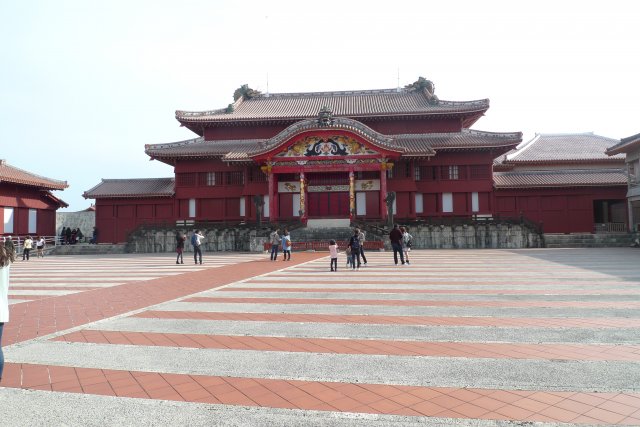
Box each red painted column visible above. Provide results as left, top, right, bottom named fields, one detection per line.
left=268, top=172, right=276, bottom=222
left=380, top=167, right=387, bottom=221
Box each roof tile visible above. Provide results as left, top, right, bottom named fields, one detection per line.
left=83, top=178, right=174, bottom=199
left=494, top=169, right=627, bottom=188
left=0, top=159, right=68, bottom=190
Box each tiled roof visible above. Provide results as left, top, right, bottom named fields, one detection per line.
left=0, top=159, right=68, bottom=190
left=494, top=169, right=627, bottom=188
left=175, top=88, right=489, bottom=124
left=395, top=129, right=521, bottom=153
left=503, top=133, right=625, bottom=164
left=146, top=138, right=264, bottom=160
left=145, top=128, right=521, bottom=161
left=83, top=178, right=175, bottom=199
left=606, top=132, right=640, bottom=155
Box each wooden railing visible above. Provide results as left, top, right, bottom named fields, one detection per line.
left=594, top=223, right=628, bottom=233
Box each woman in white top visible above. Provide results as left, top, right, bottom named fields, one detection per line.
left=1, top=239, right=16, bottom=381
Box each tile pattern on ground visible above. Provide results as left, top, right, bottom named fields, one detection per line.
left=2, top=248, right=640, bottom=425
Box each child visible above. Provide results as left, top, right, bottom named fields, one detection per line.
left=345, top=245, right=352, bottom=267
left=328, top=240, right=338, bottom=271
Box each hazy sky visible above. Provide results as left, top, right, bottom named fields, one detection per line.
left=1, top=0, right=638, bottom=211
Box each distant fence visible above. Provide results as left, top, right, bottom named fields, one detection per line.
left=263, top=240, right=384, bottom=252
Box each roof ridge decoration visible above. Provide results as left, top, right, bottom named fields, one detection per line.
left=404, top=77, right=439, bottom=105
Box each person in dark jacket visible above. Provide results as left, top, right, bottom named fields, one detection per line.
left=348, top=229, right=362, bottom=270
left=389, top=224, right=405, bottom=265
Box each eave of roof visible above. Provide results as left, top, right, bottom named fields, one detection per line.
left=606, top=132, right=640, bottom=155
left=494, top=169, right=627, bottom=189
left=83, top=178, right=175, bottom=199
left=145, top=126, right=521, bottom=163
left=0, top=159, right=68, bottom=190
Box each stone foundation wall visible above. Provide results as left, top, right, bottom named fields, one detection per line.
left=126, top=223, right=542, bottom=253
left=126, top=227, right=270, bottom=253
left=371, top=223, right=543, bottom=250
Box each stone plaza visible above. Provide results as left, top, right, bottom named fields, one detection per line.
left=1, top=248, right=640, bottom=426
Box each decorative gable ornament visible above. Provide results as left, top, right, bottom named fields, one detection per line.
left=317, top=106, right=335, bottom=127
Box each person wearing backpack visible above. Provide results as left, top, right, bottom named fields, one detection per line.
left=348, top=229, right=362, bottom=270
left=401, top=226, right=413, bottom=265
left=191, top=230, right=204, bottom=265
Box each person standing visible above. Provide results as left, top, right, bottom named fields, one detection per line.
left=60, top=227, right=67, bottom=245
left=176, top=232, right=186, bottom=264
left=22, top=236, right=33, bottom=261
left=1, top=239, right=16, bottom=382
left=389, top=224, right=405, bottom=265
left=401, top=226, right=413, bottom=265
left=269, top=228, right=281, bottom=261
left=348, top=229, right=362, bottom=270
left=36, top=236, right=46, bottom=258
left=281, top=229, right=291, bottom=261
left=191, top=230, right=204, bottom=265
left=65, top=227, right=72, bottom=245
left=328, top=239, right=339, bottom=271
left=4, top=237, right=15, bottom=256
left=356, top=228, right=368, bottom=266
left=91, top=227, right=98, bottom=244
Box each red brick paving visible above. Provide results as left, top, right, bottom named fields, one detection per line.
left=4, top=253, right=326, bottom=345
left=4, top=362, right=640, bottom=425
left=4, top=252, right=640, bottom=425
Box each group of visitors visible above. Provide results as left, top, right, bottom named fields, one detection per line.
left=269, top=228, right=292, bottom=261
left=59, top=227, right=84, bottom=245
left=175, top=230, right=205, bottom=265
left=1, top=236, right=46, bottom=261
left=328, top=224, right=413, bottom=271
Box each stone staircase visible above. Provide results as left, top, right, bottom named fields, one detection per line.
left=50, top=243, right=127, bottom=255
left=544, top=233, right=639, bottom=248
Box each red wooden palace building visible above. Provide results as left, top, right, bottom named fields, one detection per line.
left=84, top=79, right=627, bottom=243
left=1, top=159, right=68, bottom=237
left=85, top=79, right=524, bottom=243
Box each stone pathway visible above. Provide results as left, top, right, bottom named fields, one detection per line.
left=1, top=249, right=640, bottom=426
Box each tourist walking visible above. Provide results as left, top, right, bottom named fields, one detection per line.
left=328, top=239, right=339, bottom=271
left=269, top=228, right=281, bottom=261
left=191, top=230, right=204, bottom=264
left=348, top=229, right=362, bottom=270
left=401, top=226, right=413, bottom=265
left=36, top=236, right=46, bottom=258
left=22, top=236, right=33, bottom=261
left=282, top=229, right=291, bottom=261
left=1, top=238, right=16, bottom=382
left=345, top=245, right=352, bottom=268
left=356, top=228, right=368, bottom=266
left=176, top=232, right=186, bottom=264
left=389, top=224, right=405, bottom=265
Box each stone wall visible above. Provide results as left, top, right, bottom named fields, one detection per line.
left=125, top=222, right=542, bottom=253
left=56, top=210, right=95, bottom=239
left=126, top=227, right=270, bottom=254
left=367, top=223, right=543, bottom=250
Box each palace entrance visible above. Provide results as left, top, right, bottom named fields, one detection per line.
left=306, top=172, right=350, bottom=218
